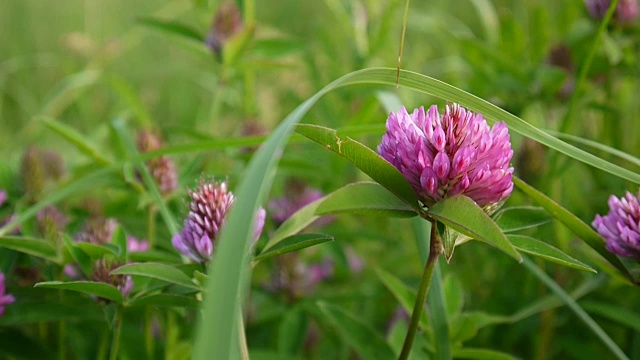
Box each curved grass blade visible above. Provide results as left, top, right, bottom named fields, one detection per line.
left=549, top=131, right=640, bottom=169
left=513, top=176, right=632, bottom=282
left=253, top=233, right=333, bottom=263
left=355, top=68, right=640, bottom=185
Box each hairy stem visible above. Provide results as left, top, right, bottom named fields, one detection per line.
left=399, top=221, right=442, bottom=360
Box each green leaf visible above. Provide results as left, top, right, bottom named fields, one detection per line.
left=0, top=236, right=58, bottom=263
left=295, top=124, right=419, bottom=210
left=427, top=195, right=521, bottom=262
left=110, top=262, right=199, bottom=290
left=316, top=301, right=396, bottom=360
left=316, top=182, right=417, bottom=218
left=0, top=300, right=102, bottom=325
left=129, top=249, right=181, bottom=263
left=128, top=294, right=200, bottom=308
left=63, top=235, right=92, bottom=276
left=111, top=226, right=128, bottom=261
left=262, top=200, right=323, bottom=252
left=376, top=268, right=430, bottom=330
left=513, top=176, right=632, bottom=281
left=277, top=305, right=307, bottom=356
left=39, top=116, right=111, bottom=166
left=34, top=281, right=124, bottom=304
left=508, top=235, right=596, bottom=273
left=137, top=17, right=203, bottom=43
left=452, top=348, right=517, bottom=360
left=74, top=242, right=119, bottom=258
left=254, top=233, right=333, bottom=263
left=494, top=206, right=551, bottom=233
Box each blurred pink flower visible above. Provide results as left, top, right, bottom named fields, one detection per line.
left=0, top=272, right=16, bottom=317
left=127, top=236, right=150, bottom=252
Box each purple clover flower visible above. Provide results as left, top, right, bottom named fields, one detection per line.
left=92, top=259, right=133, bottom=298
left=172, top=179, right=266, bottom=263
left=0, top=272, right=16, bottom=316
left=586, top=0, right=638, bottom=23
left=593, top=190, right=640, bottom=261
left=378, top=104, right=514, bottom=210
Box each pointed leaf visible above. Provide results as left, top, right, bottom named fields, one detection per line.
left=74, top=242, right=119, bottom=258
left=0, top=236, right=58, bottom=263
left=427, top=195, right=521, bottom=262
left=494, top=206, right=551, bottom=233
left=296, top=124, right=419, bottom=210
left=254, top=233, right=333, bottom=263
left=110, top=262, right=199, bottom=290
left=513, top=177, right=632, bottom=281
left=316, top=182, right=417, bottom=218
left=137, top=17, right=204, bottom=42
left=262, top=199, right=323, bottom=252
left=34, top=281, right=124, bottom=304
left=316, top=301, right=396, bottom=360
left=508, top=235, right=596, bottom=273
left=110, top=226, right=128, bottom=261
left=63, top=235, right=92, bottom=276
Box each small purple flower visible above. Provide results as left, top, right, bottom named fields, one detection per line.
left=0, top=272, right=16, bottom=317
left=75, top=217, right=118, bottom=245
left=593, top=190, right=640, bottom=261
left=378, top=104, right=514, bottom=210
left=0, top=190, right=7, bottom=207
left=586, top=0, right=638, bottom=23
left=126, top=236, right=150, bottom=252
left=172, top=179, right=265, bottom=263
left=269, top=253, right=334, bottom=299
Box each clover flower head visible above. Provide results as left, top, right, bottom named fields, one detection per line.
left=172, top=179, right=265, bottom=263
left=593, top=189, right=640, bottom=261
left=378, top=104, right=514, bottom=209
left=75, top=217, right=118, bottom=245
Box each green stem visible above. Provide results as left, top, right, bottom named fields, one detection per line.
left=145, top=307, right=154, bottom=359
left=147, top=206, right=157, bottom=248
left=399, top=221, right=442, bottom=360
left=109, top=308, right=123, bottom=360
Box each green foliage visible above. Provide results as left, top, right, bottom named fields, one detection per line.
left=1, top=0, right=639, bottom=359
